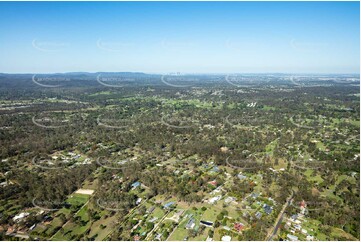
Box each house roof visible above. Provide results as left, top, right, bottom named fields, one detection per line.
left=163, top=201, right=175, bottom=209
left=131, top=181, right=141, bottom=187
left=221, top=235, right=231, bottom=242
left=185, top=218, right=195, bottom=229
left=234, top=222, right=244, bottom=231
left=263, top=204, right=273, bottom=214
left=287, top=234, right=298, bottom=241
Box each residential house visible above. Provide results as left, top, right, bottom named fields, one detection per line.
left=294, top=224, right=301, bottom=231
left=131, top=181, right=141, bottom=189
left=147, top=206, right=155, bottom=214
left=149, top=217, right=158, bottom=223
left=208, top=195, right=222, bottom=204
left=224, top=196, right=235, bottom=204
left=185, top=218, right=195, bottom=230
left=223, top=226, right=231, bottom=231
left=263, top=204, right=273, bottom=215
left=163, top=201, right=176, bottom=210
left=234, top=222, right=244, bottom=232
left=237, top=173, right=247, bottom=180
left=155, top=233, right=162, bottom=241
left=287, top=234, right=298, bottom=241
left=13, top=212, right=29, bottom=222
left=212, top=166, right=219, bottom=173
left=221, top=235, right=231, bottom=242
left=306, top=235, right=314, bottom=241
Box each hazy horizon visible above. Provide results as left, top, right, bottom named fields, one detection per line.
left=1, top=71, right=360, bottom=76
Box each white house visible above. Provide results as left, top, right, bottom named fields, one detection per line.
left=221, top=235, right=231, bottom=242
left=208, top=195, right=222, bottom=204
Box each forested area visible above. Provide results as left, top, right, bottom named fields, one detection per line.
left=0, top=74, right=359, bottom=240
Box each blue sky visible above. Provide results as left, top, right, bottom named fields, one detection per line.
left=0, top=1, right=359, bottom=74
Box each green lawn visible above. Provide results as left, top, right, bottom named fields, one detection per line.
left=44, top=217, right=64, bottom=237
left=201, top=207, right=218, bottom=222
left=265, top=138, right=278, bottom=156
left=304, top=169, right=324, bottom=183
left=67, top=193, right=90, bottom=206
left=167, top=213, right=191, bottom=241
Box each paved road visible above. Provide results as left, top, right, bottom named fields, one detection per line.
left=265, top=192, right=294, bottom=241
